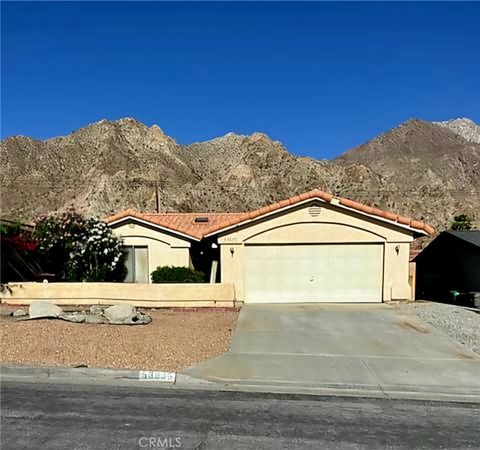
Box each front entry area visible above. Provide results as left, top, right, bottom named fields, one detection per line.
left=244, top=244, right=384, bottom=303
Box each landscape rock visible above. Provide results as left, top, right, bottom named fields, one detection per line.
left=20, top=302, right=150, bottom=325
left=59, top=313, right=87, bottom=323
left=405, top=302, right=480, bottom=355
left=85, top=315, right=106, bottom=324
left=123, top=312, right=152, bottom=325
left=28, top=301, right=63, bottom=319
left=103, top=304, right=136, bottom=324
left=90, top=305, right=104, bottom=316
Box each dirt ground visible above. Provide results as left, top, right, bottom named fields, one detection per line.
left=0, top=309, right=238, bottom=372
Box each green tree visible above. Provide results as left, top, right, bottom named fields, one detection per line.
left=450, top=214, right=473, bottom=231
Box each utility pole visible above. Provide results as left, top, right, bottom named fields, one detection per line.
left=155, top=180, right=160, bottom=213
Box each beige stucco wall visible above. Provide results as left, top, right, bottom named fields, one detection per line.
left=217, top=200, right=415, bottom=302
left=384, top=242, right=411, bottom=301
left=1, top=282, right=237, bottom=308
left=110, top=222, right=192, bottom=282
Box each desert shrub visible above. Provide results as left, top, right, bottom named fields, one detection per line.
left=450, top=214, right=474, bottom=231
left=34, top=208, right=127, bottom=282
left=151, top=266, right=205, bottom=283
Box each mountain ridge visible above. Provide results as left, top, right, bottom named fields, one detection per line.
left=1, top=117, right=479, bottom=232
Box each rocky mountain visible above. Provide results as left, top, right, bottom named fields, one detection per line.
left=1, top=117, right=479, bottom=232
left=335, top=119, right=480, bottom=229
left=433, top=118, right=480, bottom=144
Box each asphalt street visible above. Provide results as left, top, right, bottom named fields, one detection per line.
left=1, top=381, right=478, bottom=450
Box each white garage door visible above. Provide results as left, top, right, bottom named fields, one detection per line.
left=244, top=244, right=384, bottom=303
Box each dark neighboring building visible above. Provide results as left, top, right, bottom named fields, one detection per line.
left=414, top=231, right=480, bottom=300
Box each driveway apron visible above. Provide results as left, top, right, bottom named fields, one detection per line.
left=183, top=304, right=480, bottom=397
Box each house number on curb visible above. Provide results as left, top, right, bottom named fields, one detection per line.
left=138, top=370, right=176, bottom=382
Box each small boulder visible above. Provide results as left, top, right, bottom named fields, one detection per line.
left=12, top=309, right=28, bottom=317
left=90, top=305, right=104, bottom=316
left=85, top=315, right=105, bottom=324
left=103, top=304, right=136, bottom=324
left=123, top=311, right=152, bottom=325
left=29, top=301, right=63, bottom=319
left=59, top=313, right=86, bottom=323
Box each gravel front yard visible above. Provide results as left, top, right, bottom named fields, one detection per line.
left=403, top=301, right=480, bottom=355
left=0, top=309, right=238, bottom=371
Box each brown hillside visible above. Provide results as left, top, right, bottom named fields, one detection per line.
left=1, top=117, right=479, bottom=232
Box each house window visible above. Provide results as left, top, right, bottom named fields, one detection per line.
left=123, top=246, right=149, bottom=283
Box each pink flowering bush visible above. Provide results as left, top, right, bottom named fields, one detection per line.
left=0, top=222, right=40, bottom=282
left=34, top=208, right=127, bottom=282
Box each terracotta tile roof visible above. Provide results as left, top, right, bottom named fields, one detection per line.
left=204, top=189, right=434, bottom=236
left=105, top=210, right=245, bottom=240
left=106, top=188, right=434, bottom=239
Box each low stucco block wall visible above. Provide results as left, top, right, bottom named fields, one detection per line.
left=1, top=282, right=237, bottom=308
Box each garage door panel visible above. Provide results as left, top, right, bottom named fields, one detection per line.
left=245, top=244, right=383, bottom=303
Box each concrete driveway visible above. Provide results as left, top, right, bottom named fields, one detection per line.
left=183, top=304, right=480, bottom=400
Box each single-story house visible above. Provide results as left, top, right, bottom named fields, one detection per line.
left=414, top=230, right=480, bottom=300
left=106, top=189, right=434, bottom=303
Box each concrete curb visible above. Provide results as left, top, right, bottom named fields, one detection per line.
left=2, top=364, right=479, bottom=403
left=175, top=372, right=480, bottom=403
left=1, top=364, right=176, bottom=384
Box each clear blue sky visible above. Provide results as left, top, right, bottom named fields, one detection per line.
left=2, top=1, right=479, bottom=159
